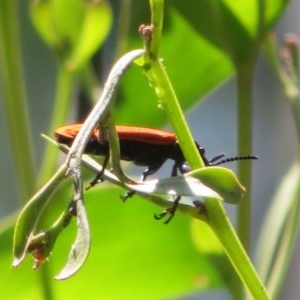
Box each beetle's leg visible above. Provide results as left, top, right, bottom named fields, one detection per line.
left=172, top=161, right=190, bottom=177
left=140, top=164, right=161, bottom=181
left=86, top=155, right=110, bottom=190
left=120, top=162, right=164, bottom=201
left=154, top=195, right=181, bottom=224
left=171, top=163, right=178, bottom=177
left=120, top=167, right=155, bottom=201
left=120, top=191, right=134, bottom=201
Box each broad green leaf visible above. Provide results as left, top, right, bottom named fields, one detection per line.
left=30, top=0, right=57, bottom=47
left=113, top=0, right=289, bottom=129
left=52, top=0, right=84, bottom=45
left=114, top=5, right=233, bottom=126
left=170, top=0, right=252, bottom=65
left=0, top=188, right=227, bottom=299
left=66, top=0, right=112, bottom=70
left=170, top=0, right=289, bottom=66
left=190, top=220, right=243, bottom=298
left=30, top=0, right=112, bottom=68
left=30, top=0, right=83, bottom=57
left=191, top=220, right=223, bottom=254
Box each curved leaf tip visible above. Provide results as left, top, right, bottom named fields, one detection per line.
left=55, top=199, right=91, bottom=280
left=189, top=167, right=246, bottom=204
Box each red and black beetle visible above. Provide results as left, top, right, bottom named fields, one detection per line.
left=55, top=123, right=257, bottom=180
left=55, top=124, right=257, bottom=223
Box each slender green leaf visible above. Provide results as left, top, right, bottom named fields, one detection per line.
left=55, top=197, right=91, bottom=280
left=255, top=160, right=300, bottom=297
left=12, top=166, right=66, bottom=266
left=189, top=167, right=245, bottom=204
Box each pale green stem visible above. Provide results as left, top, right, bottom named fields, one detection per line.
left=38, top=66, right=75, bottom=185
left=0, top=1, right=54, bottom=299
left=236, top=64, right=255, bottom=252
left=145, top=1, right=268, bottom=298
left=0, top=0, right=35, bottom=200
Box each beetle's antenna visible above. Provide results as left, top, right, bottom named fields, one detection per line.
left=209, top=155, right=259, bottom=166
left=209, top=153, right=225, bottom=163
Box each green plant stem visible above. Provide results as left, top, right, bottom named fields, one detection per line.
left=234, top=0, right=265, bottom=252
left=149, top=0, right=164, bottom=57
left=0, top=1, right=55, bottom=299
left=236, top=64, right=255, bottom=252
left=38, top=266, right=55, bottom=300
left=0, top=0, right=35, bottom=200
left=205, top=198, right=269, bottom=299
left=290, top=95, right=300, bottom=143
left=80, top=63, right=101, bottom=104
left=115, top=0, right=131, bottom=57
left=145, top=58, right=205, bottom=169
left=38, top=66, right=75, bottom=185
left=148, top=58, right=269, bottom=298
left=148, top=0, right=204, bottom=168
left=144, top=4, right=268, bottom=298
